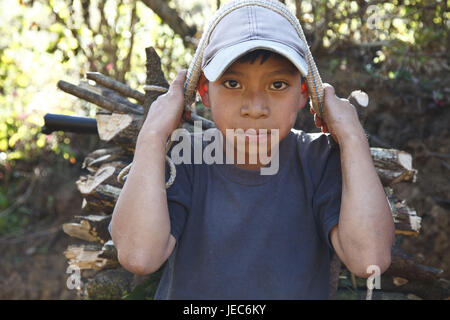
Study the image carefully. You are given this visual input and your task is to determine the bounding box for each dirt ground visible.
[0,54,448,299]
[0,174,82,299]
[0,136,100,300]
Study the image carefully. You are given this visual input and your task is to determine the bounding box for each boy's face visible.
[199,54,308,169]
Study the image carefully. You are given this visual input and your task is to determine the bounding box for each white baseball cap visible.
[201,4,309,82]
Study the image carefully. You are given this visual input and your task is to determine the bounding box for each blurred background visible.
[0,0,448,299]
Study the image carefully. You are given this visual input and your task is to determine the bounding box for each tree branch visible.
[140,0,197,49]
[118,0,138,82]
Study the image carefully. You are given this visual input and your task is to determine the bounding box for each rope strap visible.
[118,140,177,189]
[183,0,325,118]
[143,85,169,93]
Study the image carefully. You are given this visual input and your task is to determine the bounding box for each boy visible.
[110,1,395,299]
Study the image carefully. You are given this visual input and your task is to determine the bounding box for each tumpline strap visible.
[119,0,326,189]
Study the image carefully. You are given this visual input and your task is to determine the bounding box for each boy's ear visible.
[298,83,309,110]
[197,73,211,108]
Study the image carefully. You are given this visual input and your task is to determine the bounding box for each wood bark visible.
[96,113,142,151]
[379,276,450,300]
[142,47,170,119]
[385,244,444,281]
[82,147,127,173]
[371,148,417,185]
[79,79,144,113]
[82,267,134,300]
[64,241,118,271]
[86,72,146,105]
[63,215,111,244]
[385,187,422,236]
[76,158,130,214]
[58,80,143,115]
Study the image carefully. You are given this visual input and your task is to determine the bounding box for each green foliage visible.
[0,0,194,236]
[0,204,31,236]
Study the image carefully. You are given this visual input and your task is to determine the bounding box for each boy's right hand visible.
[137,69,187,145]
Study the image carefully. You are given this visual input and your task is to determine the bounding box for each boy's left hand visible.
[310,83,365,145]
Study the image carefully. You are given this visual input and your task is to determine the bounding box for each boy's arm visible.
[109,70,187,275]
[316,84,395,278]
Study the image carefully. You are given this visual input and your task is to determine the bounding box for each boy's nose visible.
[240,93,269,119]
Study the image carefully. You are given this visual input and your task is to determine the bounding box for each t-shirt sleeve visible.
[310,134,342,252]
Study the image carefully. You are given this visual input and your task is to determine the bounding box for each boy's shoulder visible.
[289,128,340,153]
[289,128,341,182]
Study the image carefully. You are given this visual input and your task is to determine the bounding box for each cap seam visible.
[250,6,256,40]
[248,6,255,40]
[253,5,258,39]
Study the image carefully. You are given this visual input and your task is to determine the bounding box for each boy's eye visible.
[223,80,242,89]
[270,81,288,90]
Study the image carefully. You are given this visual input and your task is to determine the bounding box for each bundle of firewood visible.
[57,47,448,300]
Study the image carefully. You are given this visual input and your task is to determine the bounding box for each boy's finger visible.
[170,69,188,91]
[322,83,336,99]
[309,106,315,115]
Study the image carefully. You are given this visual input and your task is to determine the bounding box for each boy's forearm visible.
[336,132,395,275]
[110,134,171,272]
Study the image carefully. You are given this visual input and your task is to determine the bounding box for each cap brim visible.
[203,39,308,82]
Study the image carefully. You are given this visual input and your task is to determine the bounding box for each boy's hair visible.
[235,49,305,83]
[237,49,275,65]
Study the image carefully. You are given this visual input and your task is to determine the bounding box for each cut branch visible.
[57,80,143,115]
[96,113,143,151]
[385,244,444,281]
[83,267,134,300]
[385,187,422,236]
[64,241,118,271]
[143,47,170,118]
[63,215,112,244]
[79,80,144,113]
[371,148,417,185]
[82,147,126,173]
[86,72,146,105]
[141,0,197,48]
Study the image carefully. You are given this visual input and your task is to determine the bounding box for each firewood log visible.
[82,267,134,300]
[63,215,111,244]
[79,80,144,113]
[379,276,450,300]
[96,113,143,151]
[385,187,422,236]
[64,241,119,271]
[371,148,417,185]
[82,147,127,173]
[78,184,121,214]
[76,159,130,214]
[385,244,443,281]
[57,80,143,115]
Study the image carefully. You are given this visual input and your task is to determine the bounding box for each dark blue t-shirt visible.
[153,128,342,299]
